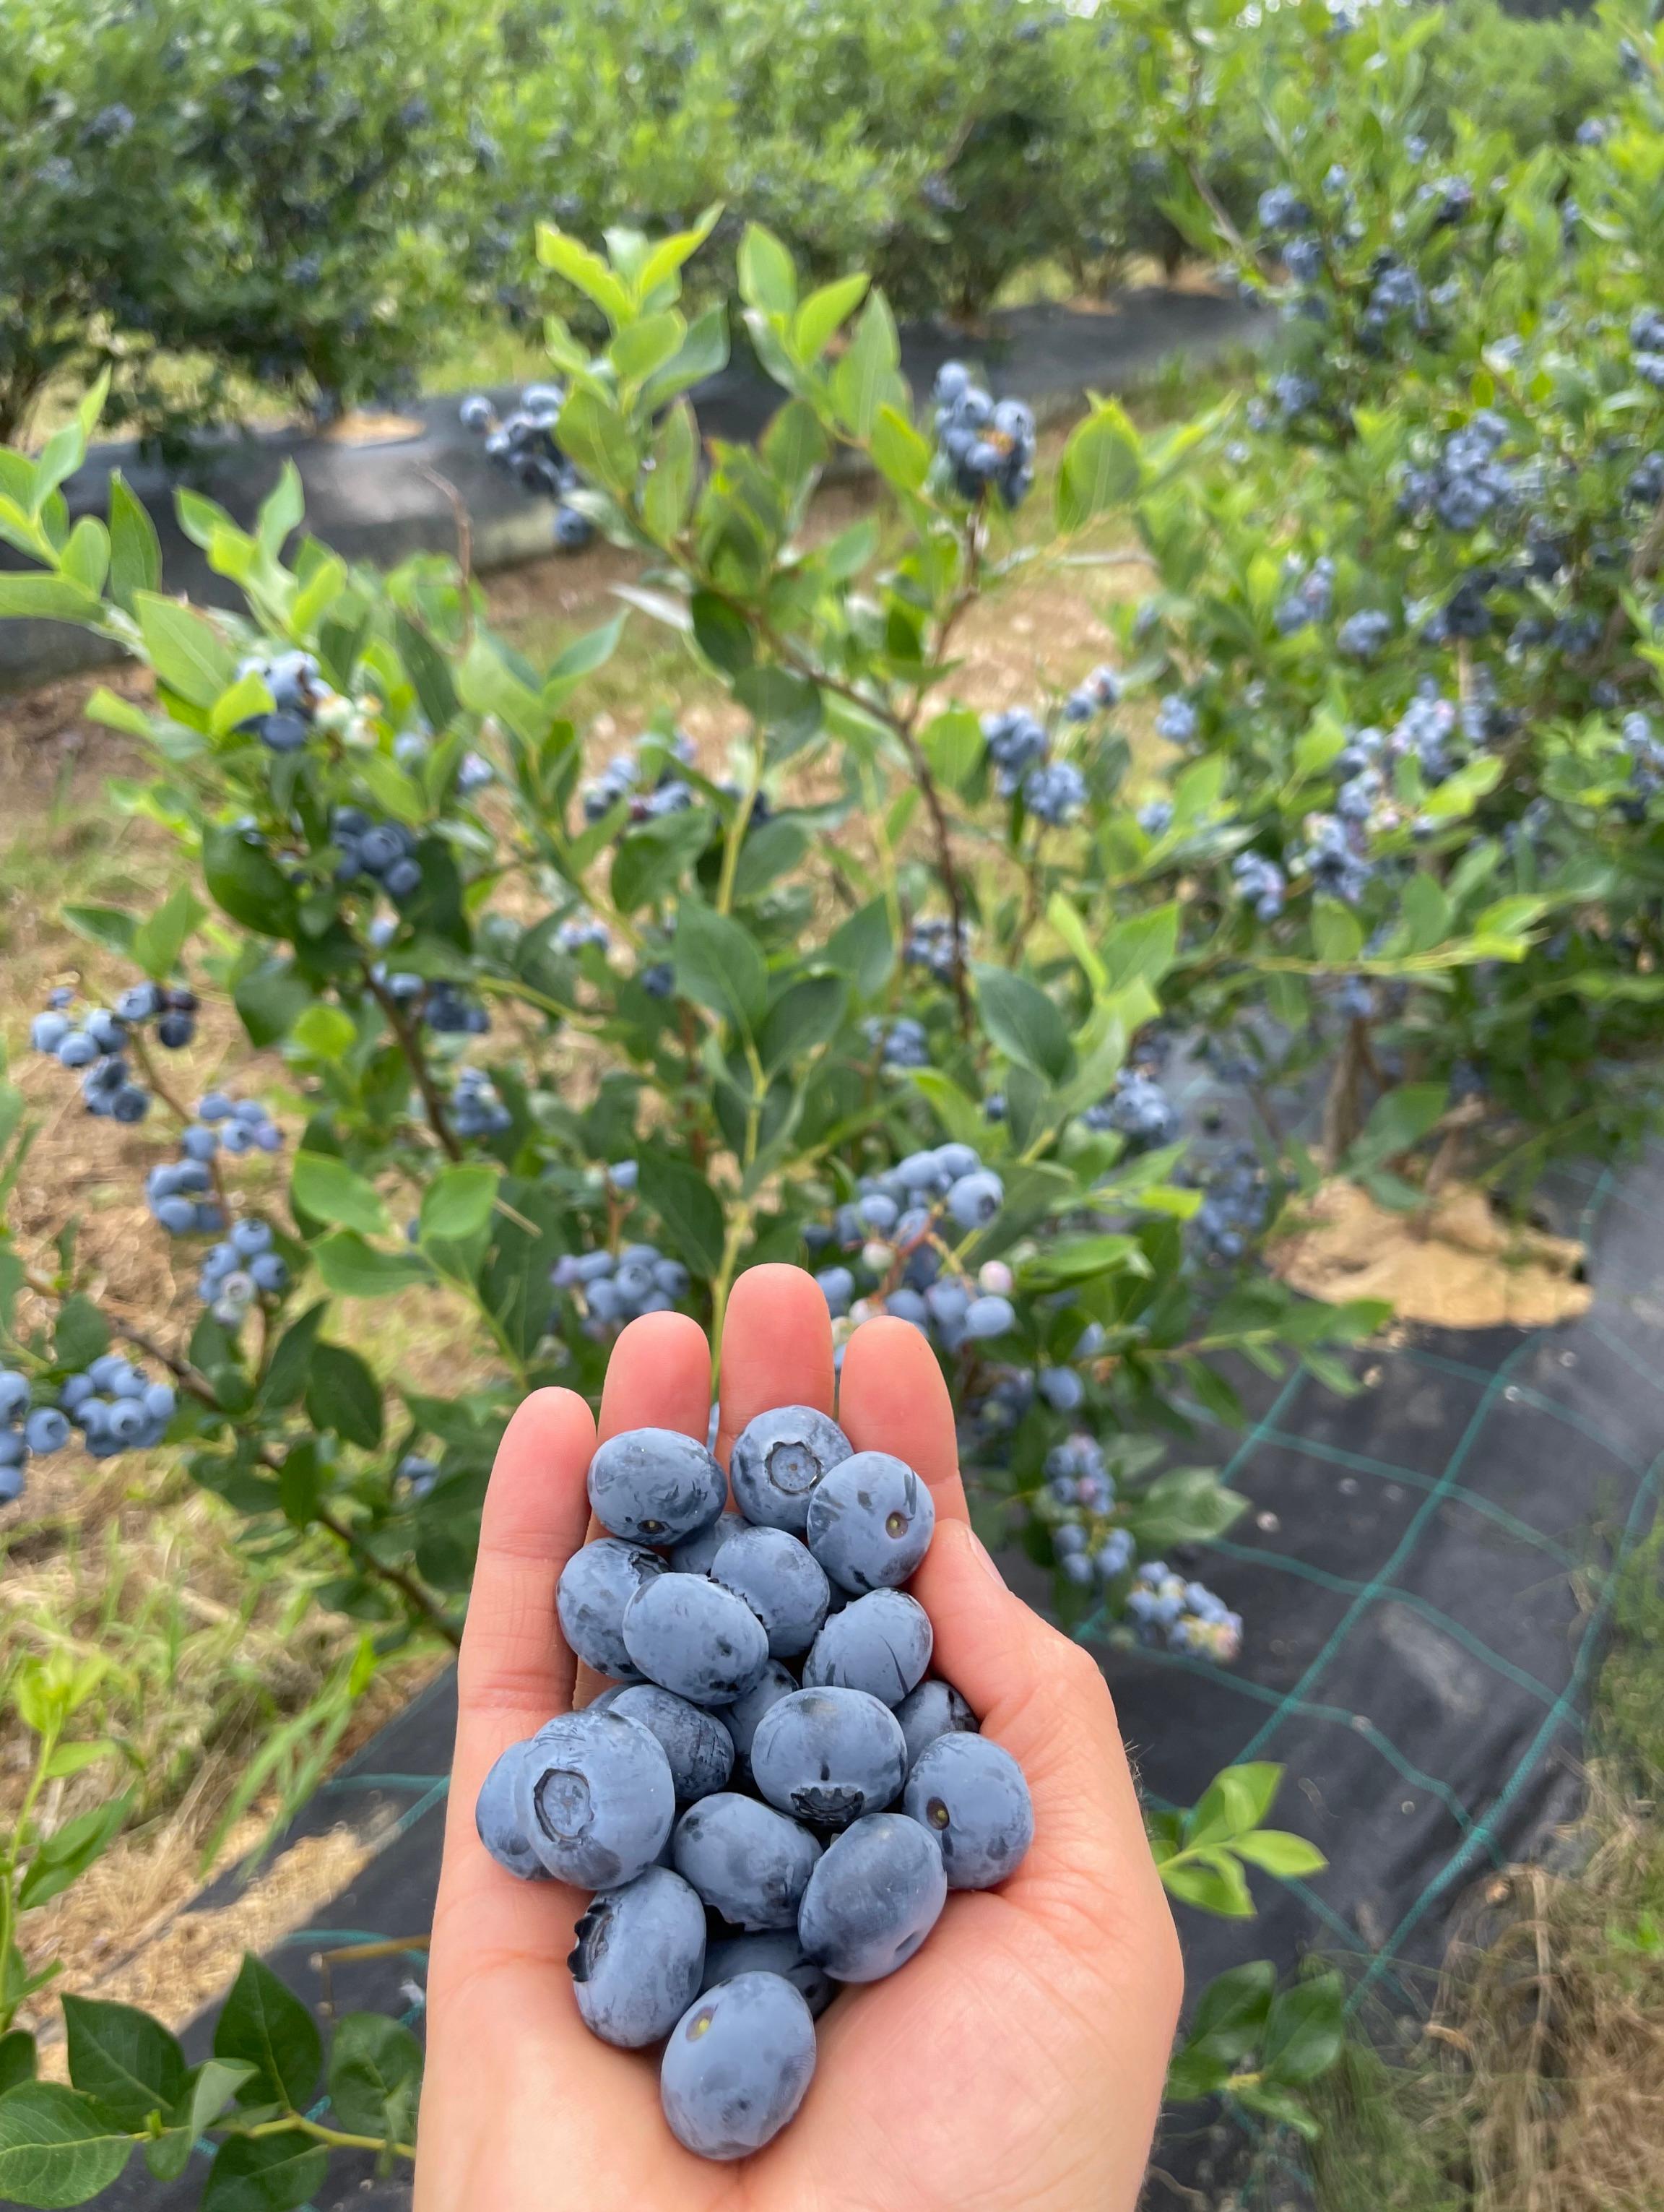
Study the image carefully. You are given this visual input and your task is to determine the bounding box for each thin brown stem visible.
[313,1504,461,1649]
[364,968,464,1162]
[420,465,475,650]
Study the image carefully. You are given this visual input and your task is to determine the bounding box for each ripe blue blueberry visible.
[802,1589,933,1706]
[30,1011,70,1054]
[659,1971,817,2161]
[904,1732,1034,1888]
[700,1930,834,2018]
[248,1253,289,1294]
[669,1508,746,1576]
[797,1810,947,1982]
[610,1684,734,1800]
[722,1659,797,1783]
[750,1685,907,1830]
[568,1865,707,2047]
[962,1294,1015,1339]
[895,1677,978,1769]
[805,1449,935,1594]
[588,1426,727,1544]
[475,1740,550,1880]
[711,1525,831,1657]
[729,1404,852,1535]
[946,1169,1003,1228]
[621,1573,771,1706]
[23,1408,70,1455]
[511,1708,676,1888]
[556,1536,667,1678]
[672,1792,821,1930]
[0,1371,30,1421]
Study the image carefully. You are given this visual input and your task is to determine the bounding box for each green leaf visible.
[732,818,809,900]
[922,709,983,795]
[1098,904,1179,996]
[675,902,767,1031]
[823,899,894,998]
[289,1003,356,1060]
[202,2130,327,2212]
[871,405,932,493]
[1057,401,1141,530]
[1184,1959,1275,2055]
[313,1232,431,1299]
[0,574,105,625]
[1184,1761,1283,1846]
[134,594,236,709]
[131,885,204,981]
[212,1956,321,2111]
[0,2083,132,2208]
[420,1165,500,1244]
[1160,1850,1255,1916]
[793,274,869,363]
[637,1149,725,1279]
[304,1344,384,1451]
[611,808,714,912]
[737,225,797,316]
[643,399,698,540]
[758,975,846,1070]
[537,227,636,323]
[61,1998,185,2132]
[325,2013,422,2143]
[108,473,162,614]
[546,613,628,695]
[690,591,754,675]
[257,463,305,556]
[0,2034,37,2095]
[975,967,1072,1083]
[1234,1828,1329,1878]
[143,2057,255,2184]
[1350,1081,1447,1171]
[290,1152,389,1238]
[202,826,299,939]
[554,389,638,495]
[613,309,685,386]
[833,293,901,440]
[1312,899,1364,965]
[1263,1974,1346,2085]
[234,961,312,1047]
[732,665,822,750]
[1127,1465,1246,1549]
[61,904,137,958]
[52,1295,110,1373]
[258,1304,327,1412]
[57,518,109,598]
[909,1068,985,1147]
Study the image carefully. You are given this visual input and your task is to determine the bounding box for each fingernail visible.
[968,1527,1005,1586]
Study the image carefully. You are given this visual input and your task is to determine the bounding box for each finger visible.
[837,1313,968,1522]
[911,1519,1171,1945]
[598,1308,712,1443]
[714,1263,835,1464]
[437,1386,596,1904]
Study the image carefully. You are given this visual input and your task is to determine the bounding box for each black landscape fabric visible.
[93,1149,1663,2208]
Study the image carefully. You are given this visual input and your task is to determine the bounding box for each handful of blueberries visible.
[477,1404,1034,2161]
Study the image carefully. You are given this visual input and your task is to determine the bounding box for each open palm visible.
[417,1264,1182,2212]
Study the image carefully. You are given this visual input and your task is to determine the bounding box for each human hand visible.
[417,1263,1182,2212]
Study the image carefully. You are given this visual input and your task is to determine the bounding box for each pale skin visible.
[417,1263,1184,2212]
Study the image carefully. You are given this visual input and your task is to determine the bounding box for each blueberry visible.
[802,1589,932,1706]
[946,1169,1003,1229]
[569,1865,707,2047]
[385,857,423,901]
[230,1219,272,1258]
[588,1426,727,1544]
[155,1196,197,1235]
[804,1449,935,1594]
[904,1732,1034,1889]
[962,1294,1015,1339]
[660,1971,817,2161]
[23,1408,70,1455]
[115,984,160,1023]
[896,1677,978,1769]
[672,1792,821,1930]
[621,1574,770,1706]
[610,1683,734,1800]
[797,1811,947,1982]
[555,1537,667,1679]
[700,1930,835,2018]
[0,1371,30,1421]
[30,1011,70,1053]
[722,1659,797,1783]
[248,1253,289,1293]
[669,1508,746,1576]
[198,1092,234,1120]
[729,1404,852,1535]
[105,1400,148,1446]
[0,1462,22,1503]
[711,1525,831,1658]
[56,1032,97,1069]
[475,1740,550,1880]
[750,1685,907,1829]
[111,1086,150,1124]
[512,1709,675,1888]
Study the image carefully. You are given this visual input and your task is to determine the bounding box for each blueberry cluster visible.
[478,1404,1034,2160]
[330,808,425,903]
[1401,413,1516,532]
[1231,850,1286,920]
[864,1016,931,1071]
[1273,555,1335,634]
[235,649,326,754]
[0,1353,179,1503]
[551,1245,691,1334]
[1630,307,1664,388]
[1621,709,1664,808]
[1155,694,1200,747]
[803,1145,1013,1353]
[1023,761,1087,825]
[583,730,697,824]
[460,384,594,550]
[930,363,1036,509]
[1295,811,1374,904]
[1127,1560,1242,1661]
[31,984,201,1122]
[1044,1434,1132,1589]
[1190,1144,1272,1266]
[979,706,1087,821]
[449,1065,511,1139]
[199,1219,287,1325]
[557,912,610,956]
[1063,664,1122,722]
[1083,1069,1179,1149]
[1337,608,1393,660]
[902,914,970,984]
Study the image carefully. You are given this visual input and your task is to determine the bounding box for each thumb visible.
[910,1519,1181,1976]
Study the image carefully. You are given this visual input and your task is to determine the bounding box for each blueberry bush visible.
[5,0,1663,2169]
